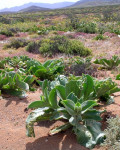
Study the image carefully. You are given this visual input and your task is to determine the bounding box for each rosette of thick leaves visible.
[94,55,120,70]
[27,59,64,81]
[0,71,36,97]
[26,75,105,149]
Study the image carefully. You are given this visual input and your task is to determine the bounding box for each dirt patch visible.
[0,89,88,150]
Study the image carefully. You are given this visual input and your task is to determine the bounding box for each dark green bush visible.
[77,22,97,34]
[4,38,29,49]
[26,41,41,53]
[94,34,106,40]
[39,35,69,56]
[0,30,13,37]
[67,40,91,56]
[111,29,120,35]
[39,35,91,56]
[67,16,80,30]
[26,35,91,56]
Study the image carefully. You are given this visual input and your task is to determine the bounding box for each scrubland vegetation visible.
[0,4,120,150]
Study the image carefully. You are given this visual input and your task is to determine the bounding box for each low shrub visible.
[26,41,41,53]
[101,116,120,150]
[39,35,69,56]
[94,34,107,40]
[4,38,29,49]
[64,56,94,76]
[77,22,97,34]
[0,30,13,37]
[39,35,91,56]
[67,40,91,56]
[111,28,120,35]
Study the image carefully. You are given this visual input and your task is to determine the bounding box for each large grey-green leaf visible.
[80,75,94,102]
[73,121,104,149]
[24,75,36,84]
[42,80,49,94]
[49,88,58,109]
[49,123,72,136]
[56,85,66,100]
[86,121,105,147]
[82,109,102,121]
[81,100,98,114]
[16,80,29,91]
[65,81,80,98]
[50,108,70,120]
[28,96,50,109]
[62,100,75,116]
[67,92,79,103]
[26,107,53,137]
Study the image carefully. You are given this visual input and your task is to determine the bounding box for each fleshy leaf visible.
[26,107,53,137]
[49,123,71,136]
[49,88,58,109]
[62,100,75,116]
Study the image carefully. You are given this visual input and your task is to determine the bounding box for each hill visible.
[19,6,50,12]
[70,0,120,8]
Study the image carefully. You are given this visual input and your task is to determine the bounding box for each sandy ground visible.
[0,90,88,150]
[0,89,120,150]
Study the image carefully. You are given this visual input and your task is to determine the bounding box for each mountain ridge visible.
[70,0,120,8]
[19,6,50,13]
[0,1,75,12]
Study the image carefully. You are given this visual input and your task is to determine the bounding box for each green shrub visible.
[101,116,120,150]
[39,35,91,56]
[64,56,93,76]
[26,41,41,53]
[111,28,120,35]
[39,35,69,56]
[0,30,13,37]
[77,22,97,34]
[0,70,36,98]
[4,38,29,49]
[94,34,107,40]
[67,16,80,30]
[67,40,91,56]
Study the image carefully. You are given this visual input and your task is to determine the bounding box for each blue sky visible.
[0,0,78,9]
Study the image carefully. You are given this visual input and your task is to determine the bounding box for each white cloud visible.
[0,0,78,9]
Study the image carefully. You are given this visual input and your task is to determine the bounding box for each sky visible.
[0,0,78,9]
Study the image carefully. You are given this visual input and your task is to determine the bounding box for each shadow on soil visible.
[37,120,56,128]
[26,130,88,150]
[2,96,28,107]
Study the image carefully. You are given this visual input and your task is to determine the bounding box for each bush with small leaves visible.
[101,116,120,150]
[26,41,41,53]
[39,35,69,56]
[67,40,91,56]
[0,30,13,37]
[94,34,107,40]
[39,35,91,57]
[4,38,29,49]
[77,22,97,34]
